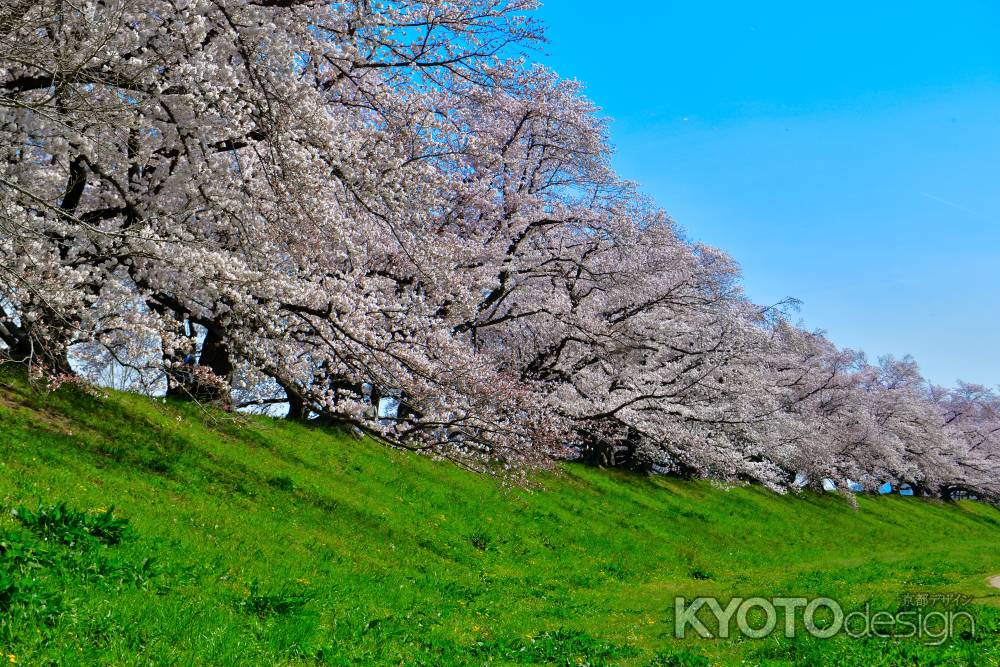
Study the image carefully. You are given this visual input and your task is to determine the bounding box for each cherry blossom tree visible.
[1,0,995,495]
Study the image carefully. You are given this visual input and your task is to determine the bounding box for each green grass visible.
[0,370,999,666]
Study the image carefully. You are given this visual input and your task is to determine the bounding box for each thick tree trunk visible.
[165,323,233,409]
[0,310,75,376]
[198,327,234,386]
[578,428,656,473]
[5,332,73,375]
[618,427,655,473]
[277,377,309,420]
[579,438,617,468]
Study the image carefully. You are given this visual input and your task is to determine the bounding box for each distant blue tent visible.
[899,484,914,496]
[878,482,893,494]
[847,480,864,492]
[821,478,837,492]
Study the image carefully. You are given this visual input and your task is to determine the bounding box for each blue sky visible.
[535,0,1000,387]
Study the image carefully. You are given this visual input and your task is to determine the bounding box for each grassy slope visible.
[0,371,998,666]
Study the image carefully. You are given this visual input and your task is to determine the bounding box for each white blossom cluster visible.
[1,0,996,497]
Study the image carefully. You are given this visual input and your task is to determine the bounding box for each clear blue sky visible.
[535,0,1000,388]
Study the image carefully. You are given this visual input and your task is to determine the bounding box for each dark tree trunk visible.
[165,322,233,409]
[193,327,233,408]
[1,307,75,376]
[277,377,309,420]
[0,154,93,376]
[198,327,233,385]
[618,427,654,474]
[579,438,617,468]
[5,330,74,375]
[164,311,195,400]
[577,427,657,473]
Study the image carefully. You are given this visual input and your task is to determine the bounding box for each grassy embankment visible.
[1,370,998,665]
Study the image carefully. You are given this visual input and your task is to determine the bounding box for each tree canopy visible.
[1,0,996,498]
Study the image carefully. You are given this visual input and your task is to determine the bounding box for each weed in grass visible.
[466,530,493,552]
[0,531,67,633]
[0,570,17,610]
[0,501,159,651]
[0,532,55,570]
[11,502,130,547]
[236,581,312,617]
[267,475,296,492]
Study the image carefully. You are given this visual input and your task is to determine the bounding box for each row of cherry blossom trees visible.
[2,0,996,497]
